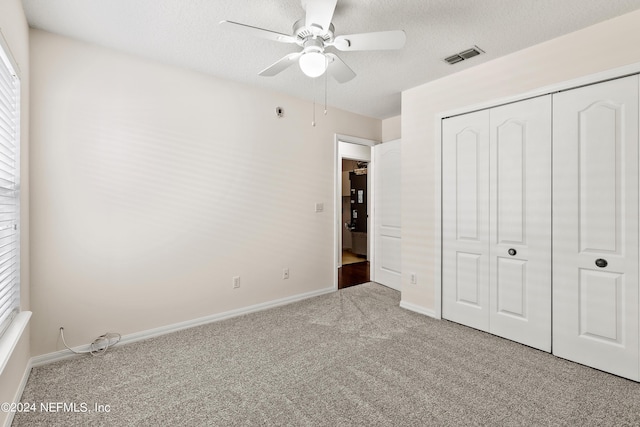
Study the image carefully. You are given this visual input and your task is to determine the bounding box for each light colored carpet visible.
[13,283,640,426]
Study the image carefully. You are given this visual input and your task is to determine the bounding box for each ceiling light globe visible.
[299,51,327,78]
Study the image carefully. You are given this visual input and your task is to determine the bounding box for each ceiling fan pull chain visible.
[324,56,328,115]
[312,76,316,127]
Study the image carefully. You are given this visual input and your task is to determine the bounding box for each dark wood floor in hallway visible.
[338,261,369,289]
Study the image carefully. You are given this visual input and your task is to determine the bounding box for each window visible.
[0,35,20,340]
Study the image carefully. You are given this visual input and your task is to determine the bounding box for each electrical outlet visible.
[233,276,240,289]
[410,273,417,285]
[283,268,289,279]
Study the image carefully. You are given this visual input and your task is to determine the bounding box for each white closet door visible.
[442,110,490,331]
[553,75,639,381]
[488,96,552,352]
[373,139,401,290]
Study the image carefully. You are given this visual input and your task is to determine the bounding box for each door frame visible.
[434,62,640,320]
[334,134,378,290]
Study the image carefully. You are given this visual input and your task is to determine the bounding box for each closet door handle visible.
[508,248,517,256]
[595,258,608,268]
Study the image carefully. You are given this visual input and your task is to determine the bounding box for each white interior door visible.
[553,75,639,381]
[488,96,552,352]
[373,139,401,290]
[442,110,490,331]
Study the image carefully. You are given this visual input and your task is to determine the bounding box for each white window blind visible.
[0,38,20,340]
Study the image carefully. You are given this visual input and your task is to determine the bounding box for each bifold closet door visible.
[488,96,552,352]
[553,75,639,381]
[442,97,551,351]
[442,110,491,332]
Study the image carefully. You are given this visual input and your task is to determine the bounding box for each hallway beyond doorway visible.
[342,249,365,265]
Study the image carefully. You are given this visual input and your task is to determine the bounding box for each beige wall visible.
[0,0,30,424]
[381,115,401,142]
[29,30,381,356]
[401,9,640,312]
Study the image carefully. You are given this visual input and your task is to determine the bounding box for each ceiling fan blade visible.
[333,30,406,51]
[219,20,296,44]
[325,53,356,83]
[258,52,303,77]
[302,0,337,32]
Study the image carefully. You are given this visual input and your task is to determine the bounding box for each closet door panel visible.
[495,258,526,316]
[489,96,552,352]
[553,75,639,381]
[442,110,490,331]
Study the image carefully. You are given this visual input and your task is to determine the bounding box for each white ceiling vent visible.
[444,46,484,65]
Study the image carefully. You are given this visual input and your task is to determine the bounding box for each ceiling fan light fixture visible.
[299,51,327,78]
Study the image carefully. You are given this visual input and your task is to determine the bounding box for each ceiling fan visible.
[219,0,406,83]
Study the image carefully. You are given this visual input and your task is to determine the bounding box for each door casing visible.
[334,135,376,289]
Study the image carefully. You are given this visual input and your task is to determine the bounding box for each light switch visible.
[315,203,324,213]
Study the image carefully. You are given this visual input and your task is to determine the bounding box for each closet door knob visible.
[508,248,517,256]
[595,258,608,268]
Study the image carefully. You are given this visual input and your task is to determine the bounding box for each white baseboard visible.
[3,358,32,427]
[399,300,439,319]
[32,286,335,368]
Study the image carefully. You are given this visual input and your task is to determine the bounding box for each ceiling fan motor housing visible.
[293,19,335,47]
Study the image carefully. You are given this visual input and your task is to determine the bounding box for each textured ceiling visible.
[21,0,640,119]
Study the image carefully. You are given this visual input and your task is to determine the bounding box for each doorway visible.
[339,159,370,288]
[334,136,402,291]
[335,137,374,290]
